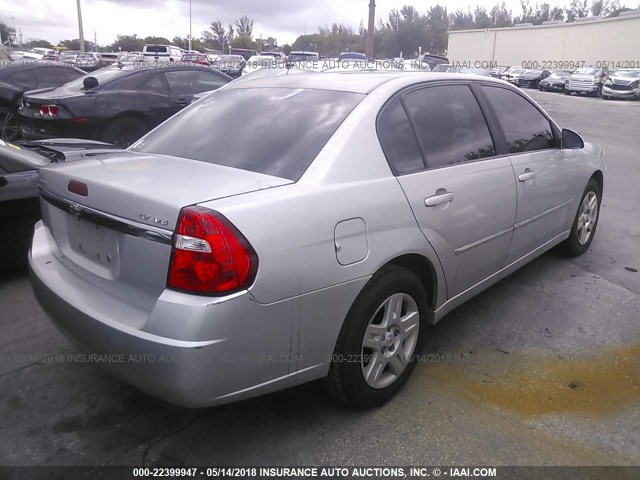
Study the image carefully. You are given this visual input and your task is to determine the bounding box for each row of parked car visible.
[489,65,640,100]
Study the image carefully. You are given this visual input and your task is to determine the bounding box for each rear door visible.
[479,85,575,263]
[382,83,517,298]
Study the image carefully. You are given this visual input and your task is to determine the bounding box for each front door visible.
[480,85,575,263]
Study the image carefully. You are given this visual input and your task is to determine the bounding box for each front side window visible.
[130,88,363,181]
[403,85,496,168]
[482,86,556,153]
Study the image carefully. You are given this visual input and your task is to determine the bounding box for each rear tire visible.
[101,117,148,148]
[0,106,20,142]
[562,179,601,257]
[564,90,571,96]
[326,266,428,408]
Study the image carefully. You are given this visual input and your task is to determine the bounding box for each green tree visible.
[590,0,611,15]
[23,39,54,49]
[143,36,171,45]
[234,15,254,38]
[489,3,515,27]
[0,22,16,46]
[450,9,475,30]
[566,0,590,21]
[108,35,144,52]
[60,38,96,51]
[230,36,258,51]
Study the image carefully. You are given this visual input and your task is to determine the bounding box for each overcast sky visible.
[2,0,584,47]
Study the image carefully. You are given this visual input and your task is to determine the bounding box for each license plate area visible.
[68,215,119,273]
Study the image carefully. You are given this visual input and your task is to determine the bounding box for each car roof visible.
[225,71,507,94]
[247,55,275,61]
[0,62,81,76]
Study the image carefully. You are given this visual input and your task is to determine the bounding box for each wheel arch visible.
[99,112,153,139]
[590,170,604,194]
[376,253,441,322]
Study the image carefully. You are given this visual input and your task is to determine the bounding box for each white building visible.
[447,11,640,67]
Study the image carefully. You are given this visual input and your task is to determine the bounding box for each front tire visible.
[562,179,601,256]
[326,266,428,408]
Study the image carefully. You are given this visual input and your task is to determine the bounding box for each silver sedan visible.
[29,72,605,408]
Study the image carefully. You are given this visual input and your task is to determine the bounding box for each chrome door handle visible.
[518,170,536,182]
[425,191,455,207]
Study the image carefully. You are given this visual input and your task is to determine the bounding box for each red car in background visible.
[180,53,212,66]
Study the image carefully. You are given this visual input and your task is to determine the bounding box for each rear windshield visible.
[288,53,318,62]
[130,88,364,181]
[575,68,599,74]
[339,53,366,60]
[145,46,168,53]
[63,69,128,90]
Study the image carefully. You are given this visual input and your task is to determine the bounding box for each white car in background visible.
[142,44,184,64]
[241,55,276,76]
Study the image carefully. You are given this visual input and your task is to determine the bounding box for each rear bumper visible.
[20,119,100,142]
[28,221,315,407]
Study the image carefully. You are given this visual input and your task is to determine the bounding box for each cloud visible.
[1,0,548,46]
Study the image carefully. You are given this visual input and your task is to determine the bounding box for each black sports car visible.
[516,69,551,89]
[19,66,232,147]
[539,70,572,92]
[0,62,85,141]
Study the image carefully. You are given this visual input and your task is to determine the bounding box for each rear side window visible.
[9,70,37,89]
[130,88,363,181]
[481,86,556,153]
[377,99,424,174]
[34,67,82,87]
[145,46,168,53]
[165,70,227,94]
[403,85,496,168]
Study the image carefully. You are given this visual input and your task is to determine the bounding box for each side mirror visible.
[561,128,584,149]
[83,76,99,90]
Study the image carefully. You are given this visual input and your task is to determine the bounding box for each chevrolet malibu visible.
[29,73,605,408]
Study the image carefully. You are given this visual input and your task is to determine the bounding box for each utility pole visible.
[94,30,97,52]
[366,0,375,58]
[188,0,192,51]
[76,0,85,52]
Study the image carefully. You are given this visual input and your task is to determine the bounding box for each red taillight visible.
[39,105,59,117]
[167,206,258,295]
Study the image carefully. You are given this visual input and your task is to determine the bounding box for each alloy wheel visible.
[361,292,420,389]
[577,191,598,245]
[0,109,20,142]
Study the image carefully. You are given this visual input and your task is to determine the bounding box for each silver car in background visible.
[602,69,640,100]
[29,73,605,408]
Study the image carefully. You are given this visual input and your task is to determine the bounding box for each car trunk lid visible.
[38,152,292,306]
